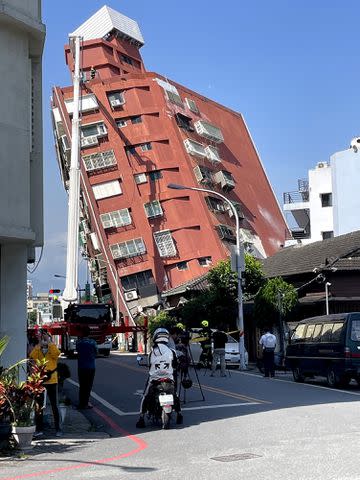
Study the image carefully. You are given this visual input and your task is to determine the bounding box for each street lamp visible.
[167,183,246,370]
[325,282,331,315]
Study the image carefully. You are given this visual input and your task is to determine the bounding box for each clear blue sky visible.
[29,0,360,293]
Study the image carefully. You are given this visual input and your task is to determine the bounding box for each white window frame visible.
[154,230,177,258]
[81,121,107,138]
[82,150,117,172]
[140,142,152,152]
[100,208,132,229]
[116,119,127,128]
[185,97,199,113]
[194,120,224,143]
[205,145,221,163]
[108,91,125,108]
[110,238,146,259]
[144,200,163,218]
[198,256,212,267]
[134,173,147,184]
[184,138,207,157]
[92,180,122,200]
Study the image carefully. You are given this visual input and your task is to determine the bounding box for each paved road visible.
[2,353,360,480]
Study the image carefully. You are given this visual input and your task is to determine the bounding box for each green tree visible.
[148,311,177,336]
[28,310,37,327]
[254,277,298,328]
[179,256,265,330]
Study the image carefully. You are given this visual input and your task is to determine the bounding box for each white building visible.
[283,138,360,247]
[0,1,45,366]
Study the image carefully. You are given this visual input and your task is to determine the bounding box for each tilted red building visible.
[51,6,288,317]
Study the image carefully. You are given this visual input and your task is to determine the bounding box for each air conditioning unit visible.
[81,135,99,148]
[124,290,138,302]
[111,98,124,107]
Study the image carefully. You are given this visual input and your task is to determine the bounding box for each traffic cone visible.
[138,342,143,354]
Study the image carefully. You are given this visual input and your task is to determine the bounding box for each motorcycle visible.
[146,378,175,429]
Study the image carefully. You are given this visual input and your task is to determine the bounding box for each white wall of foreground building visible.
[0,1,45,366]
[308,163,333,242]
[331,147,360,237]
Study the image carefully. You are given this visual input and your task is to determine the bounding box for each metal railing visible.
[283,190,309,204]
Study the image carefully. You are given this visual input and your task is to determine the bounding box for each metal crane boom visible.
[62,35,82,303]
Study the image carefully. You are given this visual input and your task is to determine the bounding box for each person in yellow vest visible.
[30,330,62,437]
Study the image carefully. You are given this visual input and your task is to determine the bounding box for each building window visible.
[121,54,133,65]
[184,138,207,157]
[154,230,177,257]
[134,173,147,184]
[127,146,137,155]
[116,119,127,128]
[198,256,212,267]
[177,261,188,271]
[121,270,154,290]
[185,97,199,114]
[321,193,332,207]
[107,91,125,108]
[144,200,163,218]
[194,165,213,185]
[131,116,142,124]
[322,231,334,240]
[92,180,122,200]
[217,224,236,242]
[206,196,226,212]
[140,142,152,152]
[149,170,162,181]
[110,238,146,259]
[82,150,117,171]
[175,113,193,131]
[81,122,107,138]
[205,145,221,163]
[100,208,132,229]
[166,90,183,106]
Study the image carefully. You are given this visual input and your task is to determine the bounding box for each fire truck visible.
[33,36,147,355]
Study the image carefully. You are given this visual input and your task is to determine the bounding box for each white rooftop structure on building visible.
[70,5,144,46]
[284,137,360,247]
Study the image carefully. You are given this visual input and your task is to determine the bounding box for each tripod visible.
[177,343,205,404]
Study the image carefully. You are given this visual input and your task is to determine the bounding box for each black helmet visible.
[181,377,193,389]
[153,327,169,344]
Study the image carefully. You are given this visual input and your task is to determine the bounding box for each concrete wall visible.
[308,164,333,242]
[0,1,44,364]
[331,148,360,236]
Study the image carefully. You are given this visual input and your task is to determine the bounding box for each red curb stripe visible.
[1,407,148,480]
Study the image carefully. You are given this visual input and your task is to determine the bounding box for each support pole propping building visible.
[51,5,288,318]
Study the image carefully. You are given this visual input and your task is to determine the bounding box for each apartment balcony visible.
[283,190,310,229]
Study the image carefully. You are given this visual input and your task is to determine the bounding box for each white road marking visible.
[233,370,360,397]
[66,379,259,416]
[107,402,260,417]
[67,378,126,415]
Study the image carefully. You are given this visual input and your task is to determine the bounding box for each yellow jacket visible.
[30,343,60,384]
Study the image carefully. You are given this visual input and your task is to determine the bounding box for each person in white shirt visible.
[259,329,277,378]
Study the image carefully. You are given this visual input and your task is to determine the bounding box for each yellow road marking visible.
[105,357,270,404]
[195,383,270,404]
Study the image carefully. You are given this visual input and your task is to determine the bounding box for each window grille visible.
[144,200,163,218]
[185,97,199,114]
[134,173,147,184]
[100,209,132,229]
[154,230,177,257]
[110,238,146,259]
[82,150,117,171]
